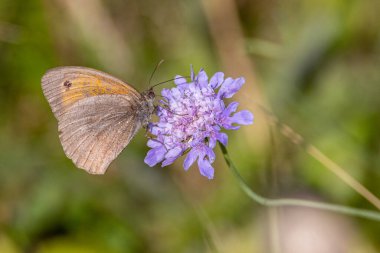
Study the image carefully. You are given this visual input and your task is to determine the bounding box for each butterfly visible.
[41,66,156,174]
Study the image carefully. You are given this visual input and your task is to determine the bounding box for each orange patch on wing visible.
[61,75,131,108]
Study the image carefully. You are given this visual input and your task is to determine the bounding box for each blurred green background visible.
[1,0,380,252]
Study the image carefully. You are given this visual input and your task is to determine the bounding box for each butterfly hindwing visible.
[58,95,142,174]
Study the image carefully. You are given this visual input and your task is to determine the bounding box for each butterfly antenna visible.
[147,61,190,89]
[148,59,165,87]
[150,76,190,89]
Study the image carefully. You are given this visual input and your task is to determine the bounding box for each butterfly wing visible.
[58,95,142,174]
[41,67,143,174]
[41,66,141,118]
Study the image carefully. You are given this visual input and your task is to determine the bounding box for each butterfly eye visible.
[148,90,155,99]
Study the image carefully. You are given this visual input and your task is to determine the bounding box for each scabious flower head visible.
[144,66,253,179]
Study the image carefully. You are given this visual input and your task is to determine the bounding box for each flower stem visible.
[255,103,380,210]
[219,143,380,222]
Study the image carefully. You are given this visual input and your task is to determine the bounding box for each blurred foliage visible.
[0,0,380,252]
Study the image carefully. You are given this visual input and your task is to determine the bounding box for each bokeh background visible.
[1,0,380,252]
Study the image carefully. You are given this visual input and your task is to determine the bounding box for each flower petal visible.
[161,88,172,101]
[208,136,217,148]
[161,157,176,167]
[217,77,233,98]
[197,69,208,82]
[183,148,199,170]
[223,124,240,130]
[218,77,245,98]
[216,132,228,146]
[190,65,195,81]
[174,75,187,86]
[147,139,162,148]
[144,146,166,167]
[224,102,239,116]
[210,72,224,89]
[171,87,181,98]
[166,146,183,158]
[205,147,215,163]
[198,158,214,179]
[162,146,183,166]
[231,110,254,125]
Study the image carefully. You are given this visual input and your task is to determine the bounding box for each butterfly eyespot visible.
[63,80,72,88]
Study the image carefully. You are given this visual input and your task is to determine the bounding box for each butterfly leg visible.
[144,123,155,139]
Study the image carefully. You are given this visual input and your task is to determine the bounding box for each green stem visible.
[219,143,380,222]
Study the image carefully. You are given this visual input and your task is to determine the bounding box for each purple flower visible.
[144,66,253,179]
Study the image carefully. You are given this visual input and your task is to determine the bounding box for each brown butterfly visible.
[41,66,155,174]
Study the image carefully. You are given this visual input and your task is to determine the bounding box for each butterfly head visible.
[142,88,156,112]
[140,88,156,127]
[142,88,156,102]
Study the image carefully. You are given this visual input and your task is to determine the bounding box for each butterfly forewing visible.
[41,66,146,174]
[41,66,141,118]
